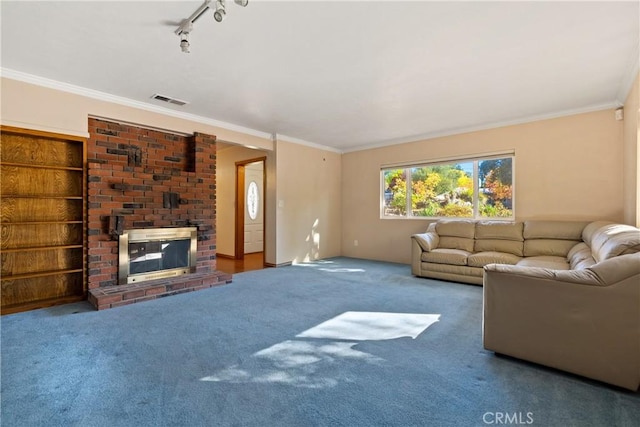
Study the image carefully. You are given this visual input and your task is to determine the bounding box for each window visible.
[381,155,514,219]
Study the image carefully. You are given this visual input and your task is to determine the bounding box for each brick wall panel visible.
[87,118,219,295]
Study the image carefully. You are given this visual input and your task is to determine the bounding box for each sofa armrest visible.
[411,238,422,276]
[411,232,439,252]
[484,252,640,287]
[483,264,602,286]
[589,253,640,285]
[411,232,438,276]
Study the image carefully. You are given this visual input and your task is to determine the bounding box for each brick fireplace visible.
[86,118,231,310]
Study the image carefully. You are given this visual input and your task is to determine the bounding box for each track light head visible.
[214,1,226,22]
[213,9,226,22]
[234,0,248,6]
[179,32,190,53]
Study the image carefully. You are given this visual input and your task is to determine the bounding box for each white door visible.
[244,161,264,254]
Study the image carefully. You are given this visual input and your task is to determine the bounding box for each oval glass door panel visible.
[247,181,259,220]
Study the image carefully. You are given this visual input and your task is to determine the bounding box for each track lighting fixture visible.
[175,0,248,53]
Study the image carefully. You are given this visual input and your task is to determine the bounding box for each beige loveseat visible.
[411,219,640,390]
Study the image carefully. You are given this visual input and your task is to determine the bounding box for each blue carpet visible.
[1,258,639,426]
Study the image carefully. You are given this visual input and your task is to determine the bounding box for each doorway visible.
[229,156,266,273]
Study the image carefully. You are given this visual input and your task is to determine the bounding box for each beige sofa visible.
[411,219,639,285]
[411,219,640,390]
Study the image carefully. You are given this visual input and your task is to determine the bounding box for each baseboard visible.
[264,261,293,268]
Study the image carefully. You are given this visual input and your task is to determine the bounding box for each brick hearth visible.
[86,118,231,309]
[87,271,232,310]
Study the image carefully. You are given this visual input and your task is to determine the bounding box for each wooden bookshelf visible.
[1,126,87,314]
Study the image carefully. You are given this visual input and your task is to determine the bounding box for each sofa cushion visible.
[581,221,614,246]
[523,239,579,257]
[475,239,524,256]
[516,256,570,270]
[573,257,596,270]
[567,242,588,259]
[475,221,524,241]
[567,242,595,270]
[588,223,640,263]
[438,236,475,252]
[523,220,589,240]
[468,251,521,268]
[423,248,469,266]
[435,220,475,239]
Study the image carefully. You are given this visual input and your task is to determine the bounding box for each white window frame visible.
[380,153,515,220]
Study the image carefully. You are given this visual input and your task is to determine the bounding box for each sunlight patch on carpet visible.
[296,311,440,341]
[254,340,382,367]
[200,340,382,388]
[200,312,440,388]
[294,260,366,273]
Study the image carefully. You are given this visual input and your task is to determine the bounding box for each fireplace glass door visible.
[119,227,197,284]
[129,239,190,275]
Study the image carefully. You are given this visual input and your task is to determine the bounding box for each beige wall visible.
[341,109,624,264]
[274,140,342,264]
[623,73,640,226]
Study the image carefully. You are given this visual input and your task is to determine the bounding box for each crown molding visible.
[275,133,343,154]
[342,103,618,153]
[1,67,273,141]
[1,68,625,156]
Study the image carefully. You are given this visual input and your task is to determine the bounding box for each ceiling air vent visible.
[151,93,189,106]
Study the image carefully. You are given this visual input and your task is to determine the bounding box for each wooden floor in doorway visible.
[216,252,266,274]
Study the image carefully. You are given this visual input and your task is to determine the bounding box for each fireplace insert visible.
[118,227,197,285]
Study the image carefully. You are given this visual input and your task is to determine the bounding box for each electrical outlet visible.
[354,240,359,246]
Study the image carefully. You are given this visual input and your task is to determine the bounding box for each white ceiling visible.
[1,1,638,152]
